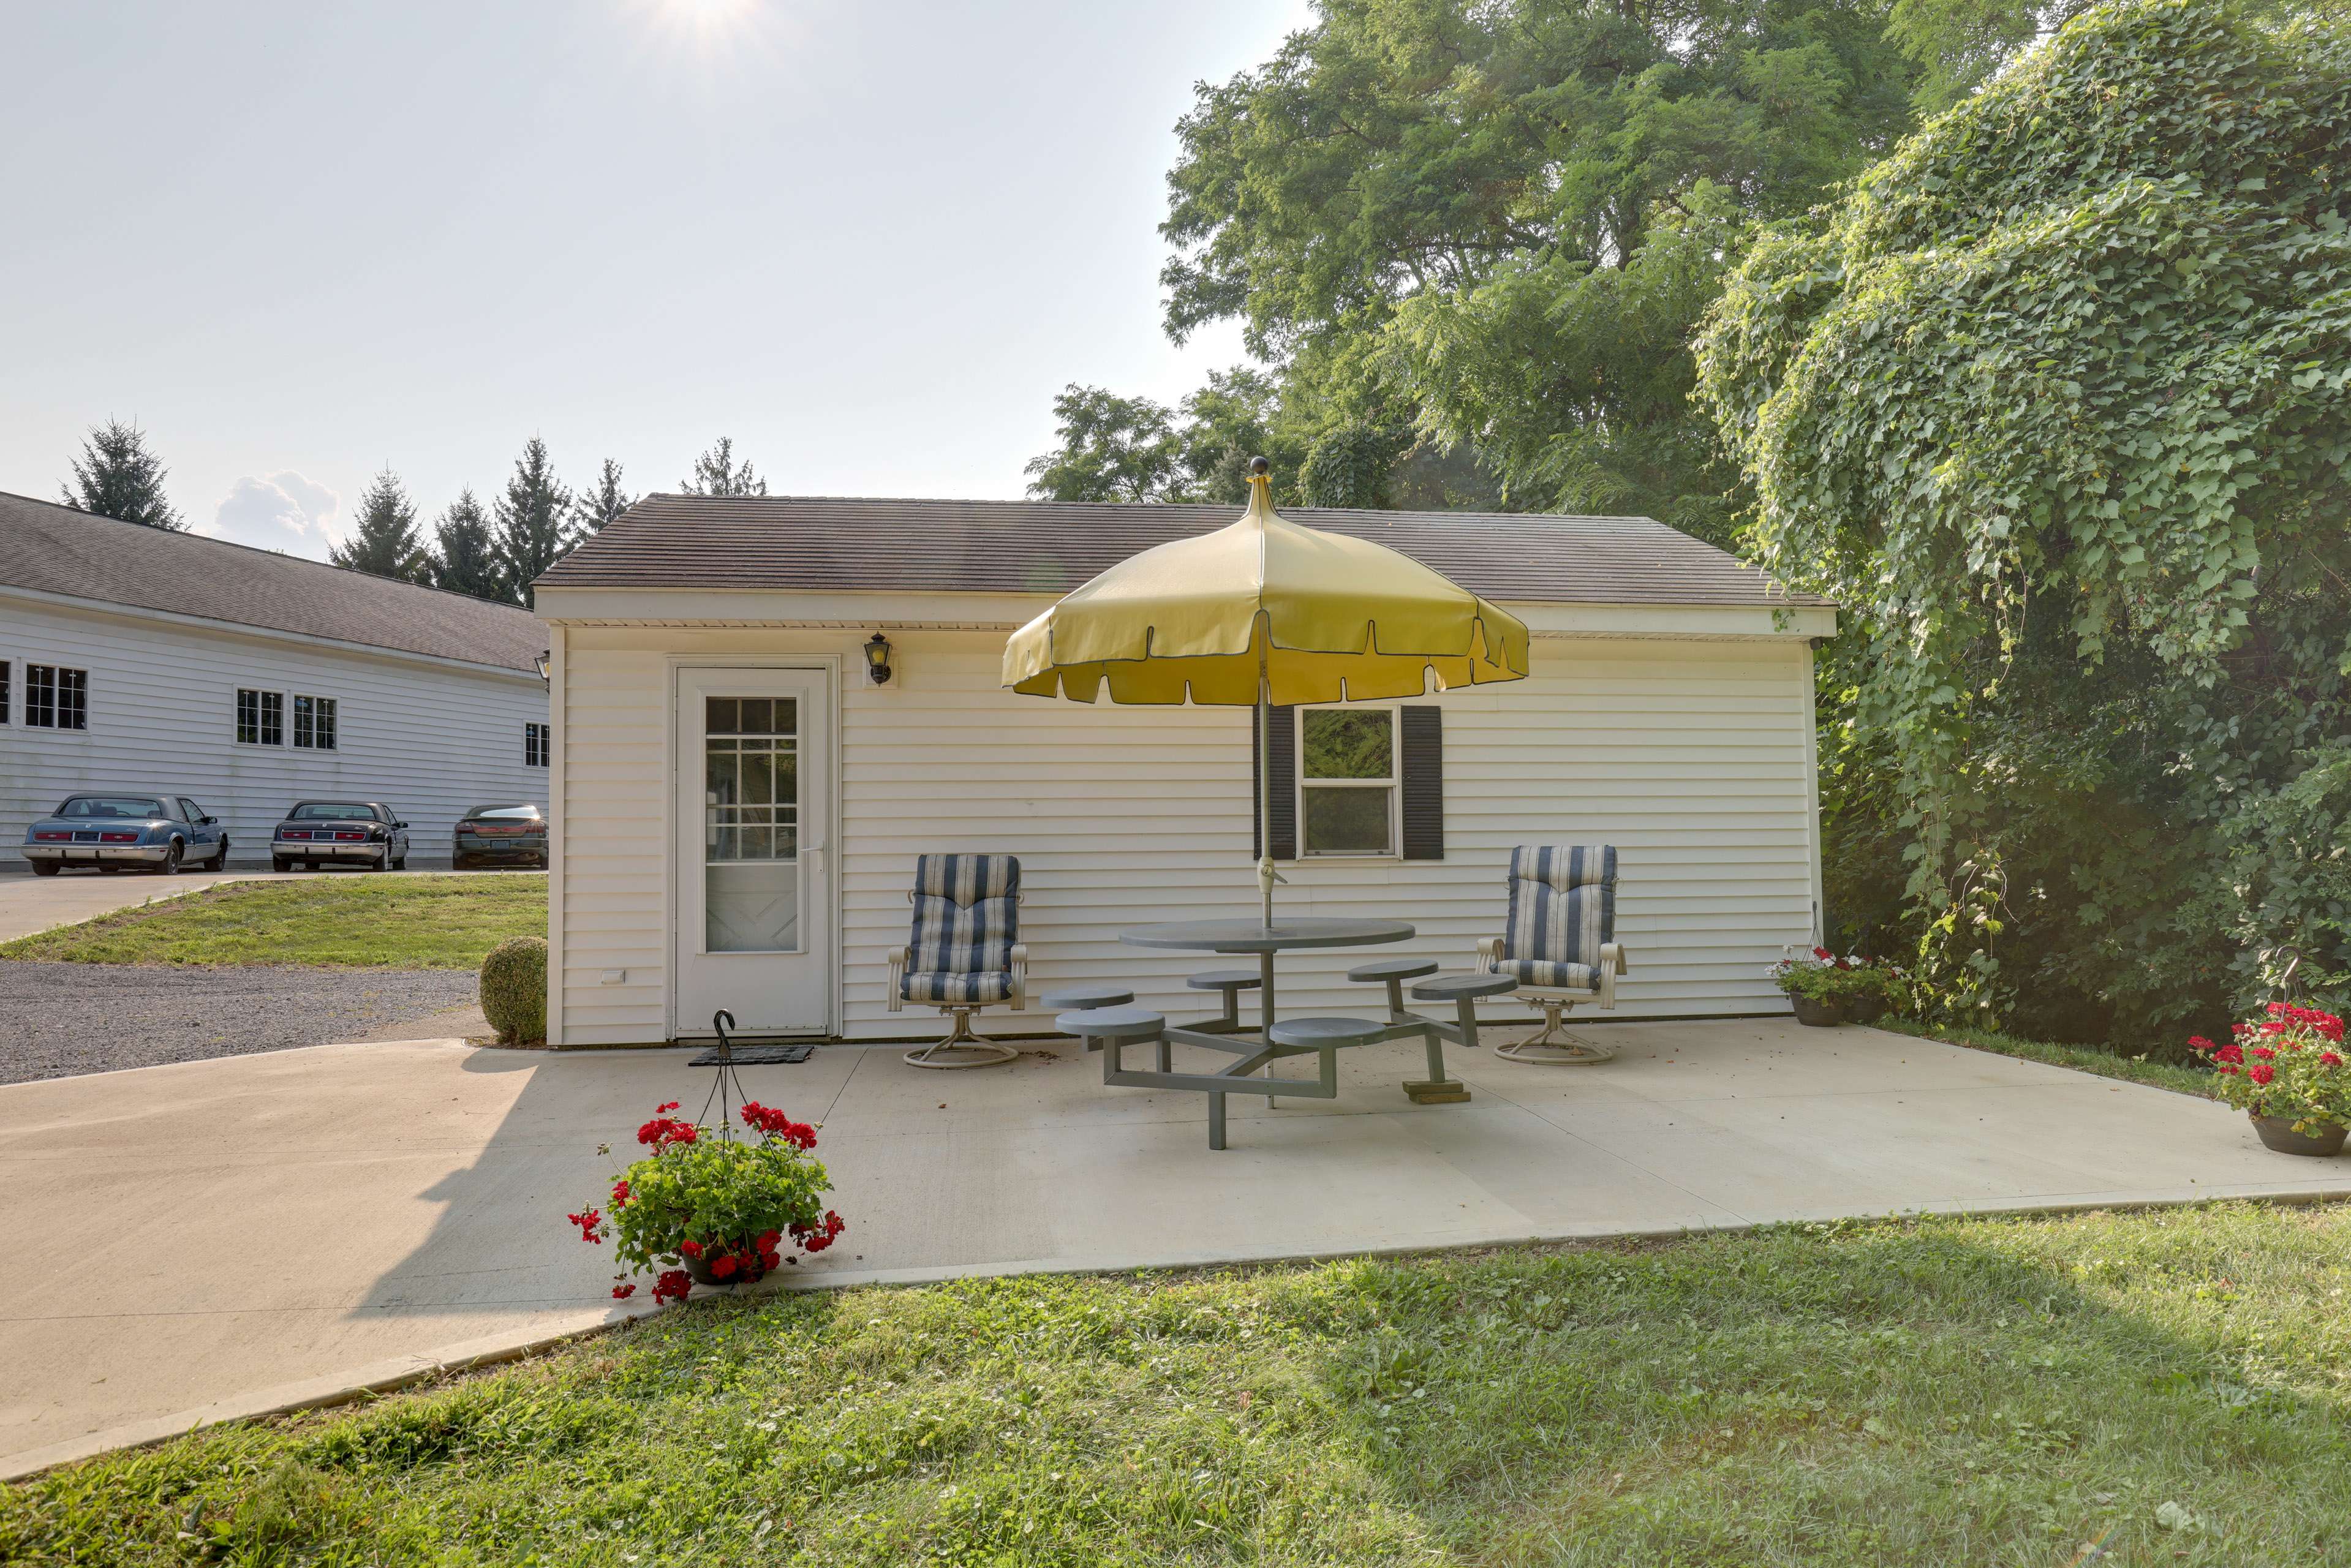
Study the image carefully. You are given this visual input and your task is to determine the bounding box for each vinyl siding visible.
[553,625,1817,1044]
[0,597,548,867]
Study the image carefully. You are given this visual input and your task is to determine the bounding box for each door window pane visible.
[704,692,802,952]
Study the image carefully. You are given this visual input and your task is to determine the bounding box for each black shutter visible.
[1400,705,1444,861]
[1250,704,1297,861]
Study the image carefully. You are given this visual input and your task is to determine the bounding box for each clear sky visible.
[0,0,1308,557]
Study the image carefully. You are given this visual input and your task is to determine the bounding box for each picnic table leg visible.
[1405,1019,1473,1106]
[1260,949,1279,1109]
[1209,1090,1227,1150]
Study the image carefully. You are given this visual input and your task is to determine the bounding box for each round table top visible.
[1119,917,1415,954]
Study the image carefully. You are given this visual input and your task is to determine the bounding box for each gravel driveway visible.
[0,962,480,1084]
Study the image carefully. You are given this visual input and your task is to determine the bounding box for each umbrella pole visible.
[1256,641,1274,931]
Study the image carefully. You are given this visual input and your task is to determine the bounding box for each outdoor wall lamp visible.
[863,632,894,685]
[534,649,551,687]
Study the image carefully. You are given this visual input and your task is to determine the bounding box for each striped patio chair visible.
[1474,844,1630,1065]
[886,853,1028,1069]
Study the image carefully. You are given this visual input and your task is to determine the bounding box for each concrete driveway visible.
[6,1018,2348,1479]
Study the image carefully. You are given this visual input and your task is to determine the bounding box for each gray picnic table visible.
[1059,918,1515,1149]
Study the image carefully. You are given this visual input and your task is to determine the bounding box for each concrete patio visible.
[7,1016,2350,1480]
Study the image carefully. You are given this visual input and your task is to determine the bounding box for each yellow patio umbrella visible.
[1003,459,1530,926]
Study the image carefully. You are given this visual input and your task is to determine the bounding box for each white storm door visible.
[674,669,832,1036]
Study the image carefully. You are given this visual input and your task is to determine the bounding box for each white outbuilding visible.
[1,491,551,869]
[534,494,1836,1048]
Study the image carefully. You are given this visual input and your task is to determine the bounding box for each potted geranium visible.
[568,1099,847,1305]
[1770,947,1901,1027]
[2191,1004,2351,1157]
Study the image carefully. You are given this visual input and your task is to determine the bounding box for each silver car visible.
[270,800,410,872]
[21,793,231,875]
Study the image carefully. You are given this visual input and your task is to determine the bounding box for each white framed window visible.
[236,688,284,746]
[1296,704,1398,857]
[27,665,88,731]
[1,659,10,724]
[525,722,551,767]
[293,695,337,750]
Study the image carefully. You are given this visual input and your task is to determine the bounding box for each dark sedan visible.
[453,803,547,869]
[271,801,409,872]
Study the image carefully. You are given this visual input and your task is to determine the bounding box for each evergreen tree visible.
[575,458,635,533]
[328,468,431,582]
[491,435,576,608]
[681,437,767,497]
[61,418,184,530]
[429,488,506,603]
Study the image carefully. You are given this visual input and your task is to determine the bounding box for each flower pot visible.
[681,1245,769,1287]
[1844,993,1889,1025]
[2250,1115,2348,1158]
[1789,993,1844,1027]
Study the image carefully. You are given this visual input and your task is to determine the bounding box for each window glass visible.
[467,804,542,820]
[28,665,88,730]
[1298,707,1396,856]
[1,661,10,724]
[60,797,165,820]
[291,802,375,821]
[704,695,800,952]
[292,695,336,750]
[524,722,551,767]
[178,798,203,823]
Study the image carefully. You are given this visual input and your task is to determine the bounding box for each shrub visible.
[479,936,547,1044]
[570,1101,844,1305]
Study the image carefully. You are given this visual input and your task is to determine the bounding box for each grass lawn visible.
[1889,1019,2217,1100]
[0,875,545,969]
[8,1204,2350,1566]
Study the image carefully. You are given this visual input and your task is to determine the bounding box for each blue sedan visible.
[21,793,230,876]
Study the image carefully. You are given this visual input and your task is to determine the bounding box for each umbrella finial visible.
[1248,454,1269,477]
[1244,455,1274,519]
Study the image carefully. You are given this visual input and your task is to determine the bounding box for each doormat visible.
[687,1042,817,1066]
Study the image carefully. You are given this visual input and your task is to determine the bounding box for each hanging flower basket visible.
[2190,1005,2351,1158]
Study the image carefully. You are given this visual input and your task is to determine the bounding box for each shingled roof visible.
[0,489,544,673]
[537,494,1827,609]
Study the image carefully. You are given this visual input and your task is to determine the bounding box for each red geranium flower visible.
[2251,1046,2277,1061]
[651,1268,693,1305]
[612,1283,636,1300]
[2249,1061,2276,1087]
[2323,1052,2345,1069]
[680,1239,703,1259]
[711,1254,738,1280]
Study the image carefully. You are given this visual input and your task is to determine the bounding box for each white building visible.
[1,490,551,869]
[535,493,1835,1047]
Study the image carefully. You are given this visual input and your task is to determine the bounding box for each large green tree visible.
[429,488,505,603]
[328,469,430,582]
[1695,0,2351,1037]
[1023,371,1316,506]
[1160,0,1923,539]
[492,436,576,608]
[60,418,184,530]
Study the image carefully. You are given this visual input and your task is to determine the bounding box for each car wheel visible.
[371,848,390,872]
[157,841,184,875]
[391,854,407,871]
[272,856,291,873]
[214,838,232,867]
[31,861,60,876]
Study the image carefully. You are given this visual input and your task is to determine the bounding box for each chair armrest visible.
[1476,936,1504,973]
[1598,942,1628,1009]
[886,945,908,1012]
[1009,943,1029,1011]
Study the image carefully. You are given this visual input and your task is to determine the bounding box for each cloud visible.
[202,471,340,556]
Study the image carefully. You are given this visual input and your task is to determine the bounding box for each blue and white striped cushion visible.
[904,970,1015,1005]
[1502,845,1615,987]
[902,853,1020,1002]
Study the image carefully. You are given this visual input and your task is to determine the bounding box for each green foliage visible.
[479,935,548,1043]
[681,435,766,497]
[1160,0,1925,537]
[327,468,431,582]
[428,486,506,603]
[492,435,576,609]
[1023,383,1185,502]
[573,456,634,534]
[18,1204,2351,1564]
[1887,0,2091,110]
[59,418,183,530]
[1298,424,1402,509]
[1696,0,2351,1036]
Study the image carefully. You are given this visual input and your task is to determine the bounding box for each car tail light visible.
[100,831,138,843]
[279,828,309,840]
[334,829,366,842]
[33,830,68,842]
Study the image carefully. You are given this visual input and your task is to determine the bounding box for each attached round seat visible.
[1185,968,1262,992]
[1056,1005,1166,1044]
[1410,971,1519,1001]
[1041,983,1136,1013]
[1267,1016,1387,1050]
[1346,957,1440,984]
